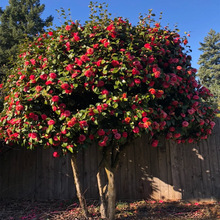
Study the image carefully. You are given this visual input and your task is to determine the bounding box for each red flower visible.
[78,134,86,142]
[111,60,119,67]
[122,132,128,138]
[125,117,131,124]
[98,129,105,136]
[144,43,152,50]
[133,127,139,133]
[25,61,30,66]
[154,71,160,78]
[28,132,38,139]
[30,59,36,65]
[16,104,23,111]
[48,120,55,125]
[132,68,139,75]
[97,81,105,87]
[45,80,53,85]
[49,72,57,79]
[84,70,93,77]
[149,88,156,95]
[182,121,189,127]
[73,32,80,42]
[41,114,47,120]
[65,25,71,31]
[101,89,109,95]
[87,48,94,55]
[29,75,35,80]
[174,133,181,138]
[176,66,182,70]
[36,85,43,92]
[48,31,53,36]
[114,133,121,140]
[40,74,47,80]
[134,78,141,84]
[52,96,59,102]
[63,110,71,117]
[61,83,69,90]
[53,152,59,158]
[67,117,77,127]
[104,42,110,47]
[151,140,159,147]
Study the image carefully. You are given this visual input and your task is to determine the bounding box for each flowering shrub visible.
[0,5,217,157]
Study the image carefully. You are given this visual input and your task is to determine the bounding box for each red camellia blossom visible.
[144,43,152,50]
[87,48,94,55]
[28,132,38,139]
[114,133,121,140]
[149,88,156,95]
[182,121,189,127]
[36,85,43,92]
[111,60,119,67]
[16,105,24,111]
[151,139,159,147]
[40,74,47,80]
[48,120,55,125]
[78,134,86,142]
[41,114,47,120]
[49,72,57,79]
[67,117,77,127]
[65,25,71,31]
[29,75,35,80]
[133,127,139,134]
[98,129,105,136]
[63,110,71,117]
[61,83,69,90]
[52,96,59,102]
[53,151,59,158]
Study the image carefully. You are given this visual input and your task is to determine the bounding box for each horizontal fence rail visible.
[0,118,220,201]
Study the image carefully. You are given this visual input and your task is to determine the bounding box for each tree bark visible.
[71,154,89,218]
[105,166,116,220]
[97,168,107,219]
[96,146,123,220]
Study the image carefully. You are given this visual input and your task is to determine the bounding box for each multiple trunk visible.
[71,145,123,220]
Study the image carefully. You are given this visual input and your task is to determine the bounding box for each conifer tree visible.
[198,29,220,100]
[0,0,53,66]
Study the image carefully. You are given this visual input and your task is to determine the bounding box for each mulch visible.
[0,199,219,219]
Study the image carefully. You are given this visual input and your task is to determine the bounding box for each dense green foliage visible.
[198,29,220,101]
[0,4,216,158]
[0,0,53,66]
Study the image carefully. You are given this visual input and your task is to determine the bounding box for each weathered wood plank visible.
[0,118,220,201]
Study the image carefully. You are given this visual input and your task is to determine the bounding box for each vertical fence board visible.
[1,118,220,201]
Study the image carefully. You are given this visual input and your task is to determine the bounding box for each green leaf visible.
[49,138,53,145]
[113,103,118,109]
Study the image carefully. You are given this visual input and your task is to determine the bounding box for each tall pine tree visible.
[198,29,220,101]
[0,0,53,66]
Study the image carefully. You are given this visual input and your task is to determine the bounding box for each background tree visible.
[198,29,220,101]
[0,3,217,220]
[0,0,53,67]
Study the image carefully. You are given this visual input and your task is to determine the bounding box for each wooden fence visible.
[0,118,220,201]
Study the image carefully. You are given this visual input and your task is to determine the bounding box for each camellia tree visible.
[0,2,217,219]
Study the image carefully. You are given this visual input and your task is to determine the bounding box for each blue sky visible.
[1,0,220,70]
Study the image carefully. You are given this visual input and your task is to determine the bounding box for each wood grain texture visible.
[0,118,220,201]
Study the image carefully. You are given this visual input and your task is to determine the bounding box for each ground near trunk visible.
[0,199,219,219]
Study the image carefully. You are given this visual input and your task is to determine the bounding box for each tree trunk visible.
[105,166,116,220]
[97,168,107,219]
[71,154,88,218]
[96,145,122,220]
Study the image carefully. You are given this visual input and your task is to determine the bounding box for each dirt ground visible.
[0,199,220,219]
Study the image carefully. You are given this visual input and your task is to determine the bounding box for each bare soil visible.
[0,199,219,219]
